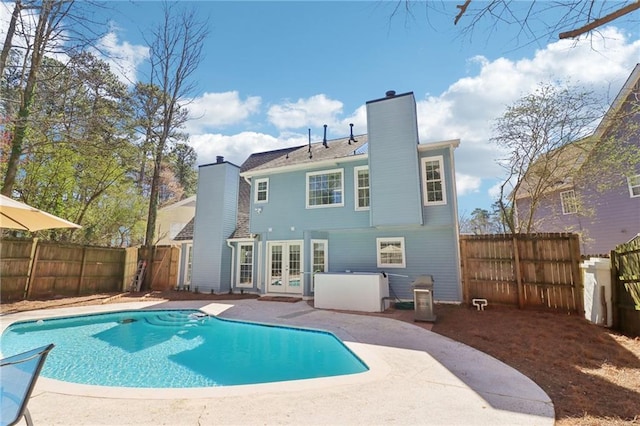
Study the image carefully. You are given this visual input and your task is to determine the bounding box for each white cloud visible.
[455,173,481,196]
[415,26,640,198]
[186,91,262,133]
[188,131,306,166]
[94,31,148,85]
[267,94,343,130]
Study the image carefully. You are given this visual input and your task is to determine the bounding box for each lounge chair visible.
[1,344,54,426]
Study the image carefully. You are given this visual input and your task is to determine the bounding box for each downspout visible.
[226,240,235,291]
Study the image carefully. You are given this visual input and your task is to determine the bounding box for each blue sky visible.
[2,1,639,216]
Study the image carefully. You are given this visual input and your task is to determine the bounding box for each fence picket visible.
[460,233,582,312]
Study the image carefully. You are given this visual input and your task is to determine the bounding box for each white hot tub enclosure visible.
[314,272,390,313]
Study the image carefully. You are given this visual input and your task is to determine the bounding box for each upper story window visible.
[306,168,344,208]
[255,178,269,203]
[354,166,370,211]
[376,237,406,268]
[628,174,640,198]
[421,156,446,205]
[560,189,578,214]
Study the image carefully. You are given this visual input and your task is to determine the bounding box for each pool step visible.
[144,311,209,328]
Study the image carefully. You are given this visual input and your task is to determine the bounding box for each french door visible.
[267,241,303,294]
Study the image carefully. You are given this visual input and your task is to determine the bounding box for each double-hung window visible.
[628,174,640,198]
[306,168,344,208]
[421,156,446,205]
[354,166,370,211]
[255,178,269,203]
[376,237,406,268]
[560,190,578,214]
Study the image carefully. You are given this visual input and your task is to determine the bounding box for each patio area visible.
[1,299,554,425]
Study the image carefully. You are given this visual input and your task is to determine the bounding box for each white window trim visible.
[421,156,447,206]
[236,243,254,288]
[560,189,578,215]
[310,239,328,292]
[376,237,406,268]
[254,178,269,204]
[628,174,640,198]
[306,168,344,209]
[354,165,370,211]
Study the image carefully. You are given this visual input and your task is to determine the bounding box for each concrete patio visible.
[0,299,555,425]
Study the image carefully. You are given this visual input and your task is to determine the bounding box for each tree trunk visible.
[0,0,22,78]
[2,0,51,196]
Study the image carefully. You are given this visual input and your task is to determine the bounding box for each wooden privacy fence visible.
[138,245,180,292]
[460,233,583,312]
[611,236,640,336]
[1,238,179,302]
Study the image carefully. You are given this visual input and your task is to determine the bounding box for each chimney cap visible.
[216,155,224,163]
[385,90,396,97]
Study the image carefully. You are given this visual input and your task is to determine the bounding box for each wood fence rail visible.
[460,233,583,312]
[0,238,178,302]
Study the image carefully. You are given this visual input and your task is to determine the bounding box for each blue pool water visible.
[0,310,368,388]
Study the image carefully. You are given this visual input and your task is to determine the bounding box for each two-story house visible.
[514,64,640,255]
[185,91,463,303]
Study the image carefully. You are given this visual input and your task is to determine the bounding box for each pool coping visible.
[0,301,390,399]
[1,300,556,425]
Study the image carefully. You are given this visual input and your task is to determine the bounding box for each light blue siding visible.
[249,159,370,236]
[418,147,458,227]
[192,162,239,293]
[326,227,461,302]
[367,93,423,227]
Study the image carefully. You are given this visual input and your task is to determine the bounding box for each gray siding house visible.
[186,91,463,302]
[515,64,640,255]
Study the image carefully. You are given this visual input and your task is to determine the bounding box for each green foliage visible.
[7,53,147,245]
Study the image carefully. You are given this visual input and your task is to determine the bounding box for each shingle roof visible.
[241,134,368,176]
[173,217,194,241]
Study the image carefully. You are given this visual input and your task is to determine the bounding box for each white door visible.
[267,241,303,294]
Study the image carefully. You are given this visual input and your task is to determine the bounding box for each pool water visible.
[0,310,368,388]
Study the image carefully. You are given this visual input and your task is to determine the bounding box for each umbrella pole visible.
[23,238,40,299]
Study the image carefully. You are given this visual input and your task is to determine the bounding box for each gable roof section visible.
[159,195,197,211]
[515,64,640,200]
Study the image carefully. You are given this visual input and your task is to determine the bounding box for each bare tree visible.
[140,2,208,288]
[492,83,604,233]
[394,1,639,44]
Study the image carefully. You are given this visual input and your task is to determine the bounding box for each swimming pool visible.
[0,309,368,388]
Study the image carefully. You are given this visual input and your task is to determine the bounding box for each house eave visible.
[240,153,368,178]
[417,139,461,151]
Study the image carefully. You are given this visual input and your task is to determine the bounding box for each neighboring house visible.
[514,64,640,255]
[187,91,463,302]
[155,195,196,246]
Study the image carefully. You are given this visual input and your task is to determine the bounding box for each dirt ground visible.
[2,291,639,426]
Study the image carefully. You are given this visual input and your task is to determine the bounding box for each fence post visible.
[23,238,40,299]
[569,234,584,313]
[460,237,469,304]
[77,245,88,296]
[610,249,619,330]
[513,236,524,309]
